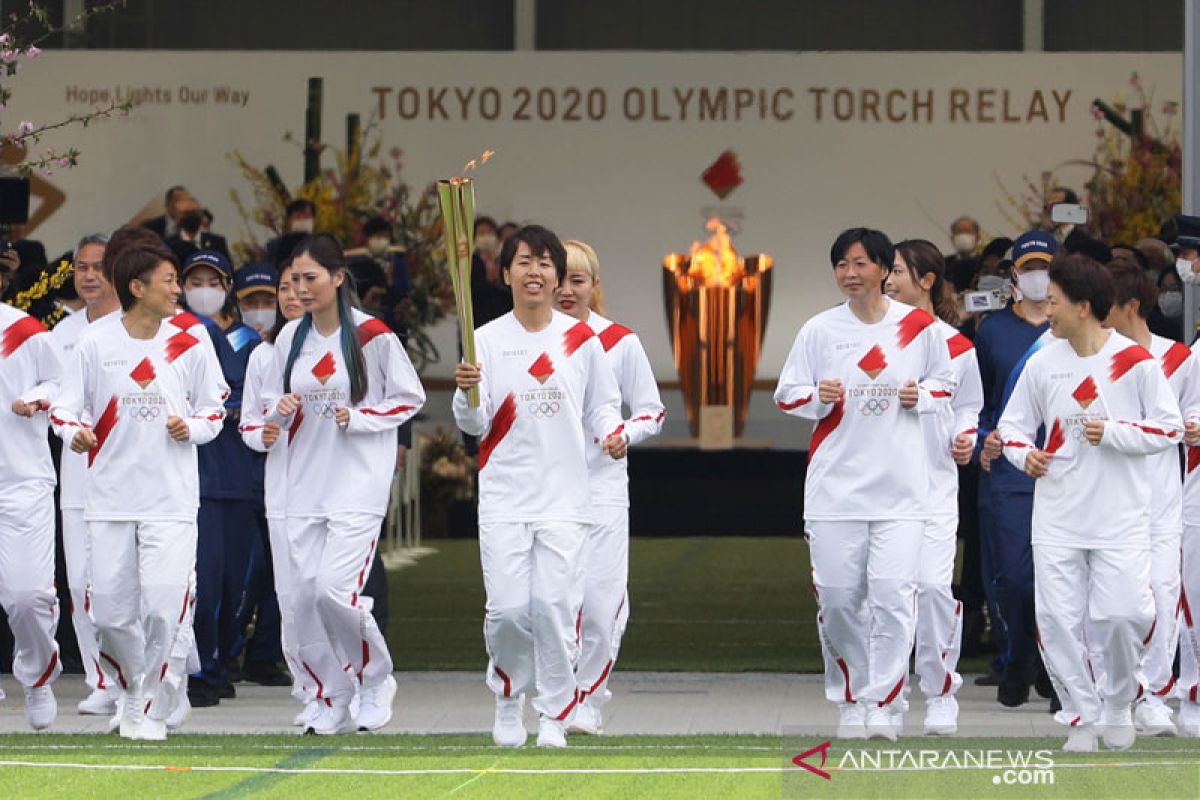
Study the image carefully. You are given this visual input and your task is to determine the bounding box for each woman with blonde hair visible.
[553,239,665,735]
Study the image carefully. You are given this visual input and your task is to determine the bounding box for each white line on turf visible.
[0,760,1197,777]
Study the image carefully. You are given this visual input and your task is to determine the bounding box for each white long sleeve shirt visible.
[0,303,61,490]
[1147,335,1200,536]
[454,310,623,525]
[50,313,229,522]
[50,307,119,510]
[773,298,955,521]
[998,331,1182,550]
[263,310,425,518]
[240,342,288,520]
[583,312,665,508]
[923,321,984,518]
[1174,341,1200,529]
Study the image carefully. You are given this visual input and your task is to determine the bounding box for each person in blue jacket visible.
[976,230,1057,709]
[178,250,277,707]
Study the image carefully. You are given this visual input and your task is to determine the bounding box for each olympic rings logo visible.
[528,401,560,418]
[312,402,339,420]
[858,398,890,416]
[131,405,162,422]
[1071,425,1087,442]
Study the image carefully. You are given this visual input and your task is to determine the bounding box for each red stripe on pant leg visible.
[94,658,106,690]
[880,676,905,707]
[358,640,370,683]
[32,651,58,688]
[494,665,512,698]
[159,662,168,682]
[941,672,953,696]
[581,660,613,701]
[1191,685,1198,703]
[1182,588,1194,627]
[575,608,582,648]
[1142,618,1157,647]
[1135,684,1145,701]
[835,657,854,703]
[100,652,127,690]
[1154,676,1176,697]
[177,586,190,625]
[1069,715,1081,727]
[303,661,326,699]
[555,689,580,721]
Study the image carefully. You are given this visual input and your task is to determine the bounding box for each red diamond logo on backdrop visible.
[312,352,336,386]
[857,345,888,380]
[129,357,156,389]
[701,149,743,200]
[529,352,554,385]
[1072,375,1098,409]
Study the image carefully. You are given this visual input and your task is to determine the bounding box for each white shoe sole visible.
[356,677,397,732]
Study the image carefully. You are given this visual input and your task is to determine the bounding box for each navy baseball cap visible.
[182,249,233,281]
[1173,214,1200,250]
[234,262,278,298]
[1011,230,1057,268]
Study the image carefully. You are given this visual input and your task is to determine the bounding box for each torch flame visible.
[687,219,743,287]
[462,148,497,176]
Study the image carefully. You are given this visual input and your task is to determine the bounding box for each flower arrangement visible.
[229,120,455,372]
[9,256,71,327]
[419,427,477,512]
[996,72,1181,242]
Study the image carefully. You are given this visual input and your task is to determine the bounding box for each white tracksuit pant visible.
[62,508,118,694]
[0,483,61,690]
[807,519,923,706]
[88,519,196,719]
[480,521,587,721]
[269,516,308,703]
[914,515,964,699]
[1139,523,1182,700]
[288,513,391,707]
[574,506,630,712]
[1034,544,1153,726]
[1178,525,1200,704]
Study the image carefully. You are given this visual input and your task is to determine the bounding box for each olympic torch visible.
[437,177,479,407]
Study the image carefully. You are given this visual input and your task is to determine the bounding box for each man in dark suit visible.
[141,185,192,240]
[164,193,231,264]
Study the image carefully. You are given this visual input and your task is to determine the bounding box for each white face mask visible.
[476,232,500,258]
[367,236,390,257]
[1159,290,1184,319]
[242,307,277,333]
[951,232,978,255]
[289,218,314,234]
[185,286,225,317]
[1015,269,1050,302]
[1176,257,1198,285]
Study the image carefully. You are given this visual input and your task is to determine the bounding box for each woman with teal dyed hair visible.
[264,234,426,735]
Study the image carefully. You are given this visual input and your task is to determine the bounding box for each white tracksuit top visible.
[923,320,984,518]
[0,303,61,490]
[1147,335,1200,536]
[453,310,624,525]
[1175,340,1200,527]
[264,310,425,518]
[773,298,955,521]
[240,342,288,520]
[50,312,230,522]
[51,308,119,511]
[998,331,1182,550]
[584,312,665,509]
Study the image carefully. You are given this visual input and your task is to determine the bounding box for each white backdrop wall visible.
[7,51,1183,380]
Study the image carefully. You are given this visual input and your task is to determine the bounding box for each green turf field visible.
[389,537,995,674]
[0,734,1195,799]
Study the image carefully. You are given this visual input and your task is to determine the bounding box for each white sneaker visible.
[1063,723,1098,752]
[866,704,897,742]
[537,717,567,748]
[923,695,959,736]
[24,686,56,731]
[567,702,603,735]
[1180,700,1200,737]
[356,675,397,732]
[118,695,146,739]
[306,702,355,735]
[294,700,320,728]
[107,693,126,733]
[131,716,167,741]
[836,703,866,740]
[493,695,527,747]
[1102,704,1136,750]
[1134,699,1177,737]
[77,688,117,716]
[166,693,190,732]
